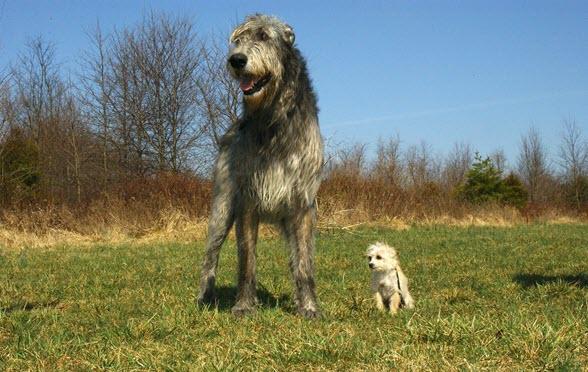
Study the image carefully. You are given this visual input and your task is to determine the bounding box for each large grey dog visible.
[197,14,324,318]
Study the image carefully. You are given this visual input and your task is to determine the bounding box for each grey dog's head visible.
[366,242,399,272]
[227,14,296,108]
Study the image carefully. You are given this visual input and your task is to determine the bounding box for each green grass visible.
[1,224,587,370]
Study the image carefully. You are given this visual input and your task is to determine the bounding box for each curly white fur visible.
[366,242,415,314]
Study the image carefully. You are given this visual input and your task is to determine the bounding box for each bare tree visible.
[490,148,507,174]
[1,37,102,204]
[0,66,9,93]
[80,13,212,175]
[130,13,206,172]
[372,136,403,185]
[404,141,439,188]
[442,142,472,190]
[330,142,367,178]
[63,95,85,203]
[196,35,240,156]
[11,37,69,198]
[517,127,550,203]
[0,74,13,185]
[79,22,113,186]
[0,72,12,135]
[558,118,588,209]
[12,37,67,132]
[108,29,147,174]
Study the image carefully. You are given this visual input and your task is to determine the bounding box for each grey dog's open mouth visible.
[240,74,271,95]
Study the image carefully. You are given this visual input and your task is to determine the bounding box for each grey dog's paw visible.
[196,298,212,307]
[231,304,257,317]
[196,290,215,307]
[297,307,322,319]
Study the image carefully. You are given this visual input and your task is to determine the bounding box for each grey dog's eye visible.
[258,30,269,41]
[376,255,382,260]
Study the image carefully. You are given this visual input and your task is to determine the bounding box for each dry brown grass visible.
[0,173,585,249]
[1,205,585,250]
[0,206,207,250]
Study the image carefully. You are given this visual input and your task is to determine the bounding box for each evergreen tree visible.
[500,172,528,208]
[458,153,528,207]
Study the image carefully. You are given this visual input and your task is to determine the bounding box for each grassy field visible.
[0,224,587,370]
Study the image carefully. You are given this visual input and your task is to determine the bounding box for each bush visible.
[0,128,41,205]
[500,172,528,208]
[458,153,528,208]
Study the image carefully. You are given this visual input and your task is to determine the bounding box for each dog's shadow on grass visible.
[203,285,292,312]
[0,299,60,314]
[513,273,588,289]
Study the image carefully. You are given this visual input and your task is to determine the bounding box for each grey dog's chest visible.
[230,129,321,214]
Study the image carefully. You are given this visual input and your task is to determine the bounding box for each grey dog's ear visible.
[283,24,295,45]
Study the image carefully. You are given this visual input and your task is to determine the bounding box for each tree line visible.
[324,120,587,216]
[0,12,586,221]
[0,13,236,208]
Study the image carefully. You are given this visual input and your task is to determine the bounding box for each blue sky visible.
[1,1,587,169]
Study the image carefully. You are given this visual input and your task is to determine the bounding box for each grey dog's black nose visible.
[229,53,247,69]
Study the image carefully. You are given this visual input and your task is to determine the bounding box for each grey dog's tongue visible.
[240,78,255,92]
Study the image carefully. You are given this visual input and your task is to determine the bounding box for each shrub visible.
[500,172,528,208]
[0,128,41,205]
[458,153,528,208]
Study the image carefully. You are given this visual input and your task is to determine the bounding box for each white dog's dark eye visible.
[376,255,382,260]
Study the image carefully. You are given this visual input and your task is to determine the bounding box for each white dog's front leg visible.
[374,292,385,310]
[389,292,401,315]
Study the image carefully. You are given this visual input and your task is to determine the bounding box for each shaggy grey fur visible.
[197,14,324,318]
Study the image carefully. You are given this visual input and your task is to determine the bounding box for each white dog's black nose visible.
[369,263,375,269]
[229,53,247,69]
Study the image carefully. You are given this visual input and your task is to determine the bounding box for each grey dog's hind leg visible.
[282,205,320,318]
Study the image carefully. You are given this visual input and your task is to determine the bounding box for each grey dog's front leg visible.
[232,204,260,316]
[196,195,234,305]
[197,147,235,305]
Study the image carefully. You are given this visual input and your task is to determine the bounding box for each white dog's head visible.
[366,242,399,272]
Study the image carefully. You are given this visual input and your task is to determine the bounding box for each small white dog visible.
[366,242,415,314]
